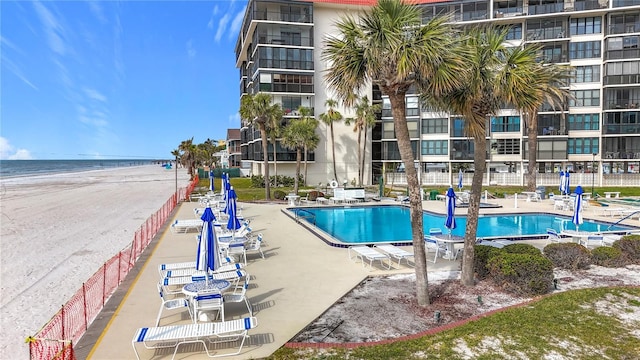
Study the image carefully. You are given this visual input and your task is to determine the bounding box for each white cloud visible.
[229,7,246,41]
[0,137,33,160]
[87,1,107,25]
[214,12,231,43]
[83,88,107,103]
[186,39,196,59]
[207,5,219,29]
[32,1,67,56]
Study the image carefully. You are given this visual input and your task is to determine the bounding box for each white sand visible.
[0,165,192,359]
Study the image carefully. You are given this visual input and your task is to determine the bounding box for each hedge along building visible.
[234,0,640,188]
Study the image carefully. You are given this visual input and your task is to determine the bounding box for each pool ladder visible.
[294,209,316,226]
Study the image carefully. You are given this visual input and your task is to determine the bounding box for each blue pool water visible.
[293,205,632,244]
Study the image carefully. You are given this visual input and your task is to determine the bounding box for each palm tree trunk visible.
[461,133,487,286]
[357,128,362,187]
[272,139,279,187]
[330,124,339,184]
[361,128,368,186]
[260,127,271,200]
[295,148,302,194]
[389,93,429,306]
[304,146,308,187]
[526,112,539,191]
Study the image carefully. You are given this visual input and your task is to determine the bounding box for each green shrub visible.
[613,235,640,264]
[502,243,542,256]
[474,245,503,280]
[591,246,625,267]
[488,253,554,296]
[543,242,592,270]
[273,190,286,200]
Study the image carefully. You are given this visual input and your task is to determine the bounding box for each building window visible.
[568,137,599,154]
[572,65,601,83]
[570,89,600,107]
[490,139,521,155]
[421,140,448,155]
[382,122,395,139]
[505,24,522,40]
[569,41,601,59]
[406,96,419,117]
[535,139,567,160]
[491,116,521,132]
[422,118,448,134]
[382,98,391,117]
[570,17,602,35]
[452,117,466,137]
[568,113,600,130]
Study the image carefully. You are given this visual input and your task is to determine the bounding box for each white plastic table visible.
[433,234,465,260]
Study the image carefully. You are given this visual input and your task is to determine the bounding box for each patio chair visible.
[190,288,224,322]
[374,244,414,267]
[223,276,252,317]
[132,317,257,360]
[429,228,443,236]
[424,235,445,263]
[348,246,391,269]
[244,233,265,262]
[155,283,189,326]
[583,235,605,248]
[546,228,562,244]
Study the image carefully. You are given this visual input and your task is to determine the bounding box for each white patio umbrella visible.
[196,207,220,282]
[572,185,584,232]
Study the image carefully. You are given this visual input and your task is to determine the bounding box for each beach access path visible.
[0,165,191,359]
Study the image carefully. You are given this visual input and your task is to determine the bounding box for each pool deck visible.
[78,195,639,360]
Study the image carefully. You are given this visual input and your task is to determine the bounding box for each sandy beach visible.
[0,165,191,359]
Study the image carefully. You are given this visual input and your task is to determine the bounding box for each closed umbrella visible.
[445,187,457,237]
[564,172,571,195]
[457,169,463,191]
[196,207,220,281]
[572,185,584,232]
[209,170,215,193]
[226,186,242,238]
[223,176,232,214]
[220,172,227,197]
[559,171,565,195]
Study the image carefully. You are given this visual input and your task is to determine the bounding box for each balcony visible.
[528,3,564,15]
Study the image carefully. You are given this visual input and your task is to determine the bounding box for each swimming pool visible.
[291,205,633,245]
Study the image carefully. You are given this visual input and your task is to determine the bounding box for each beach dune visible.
[0,165,191,359]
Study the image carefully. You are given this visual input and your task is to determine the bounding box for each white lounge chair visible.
[158,258,236,279]
[131,317,257,360]
[160,263,244,281]
[348,246,391,269]
[374,244,414,267]
[170,219,204,234]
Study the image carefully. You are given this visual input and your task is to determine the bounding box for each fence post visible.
[82,283,88,332]
[102,263,106,306]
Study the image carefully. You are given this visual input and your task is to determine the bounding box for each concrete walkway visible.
[78,195,638,359]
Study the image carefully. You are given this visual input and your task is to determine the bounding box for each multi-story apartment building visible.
[235,0,640,188]
[226,129,242,168]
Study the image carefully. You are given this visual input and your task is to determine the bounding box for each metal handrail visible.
[607,210,640,231]
[294,209,316,226]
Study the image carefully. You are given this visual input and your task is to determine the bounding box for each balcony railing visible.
[604,74,640,86]
[528,3,564,15]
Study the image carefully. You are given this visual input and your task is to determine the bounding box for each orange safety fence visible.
[28,176,199,360]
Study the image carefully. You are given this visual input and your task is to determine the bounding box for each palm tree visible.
[512,63,571,191]
[323,0,463,306]
[267,111,284,187]
[239,93,282,200]
[178,138,197,180]
[298,106,319,186]
[318,99,343,184]
[281,111,318,194]
[425,25,545,286]
[352,96,380,186]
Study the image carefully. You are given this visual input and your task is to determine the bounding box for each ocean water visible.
[0,159,168,179]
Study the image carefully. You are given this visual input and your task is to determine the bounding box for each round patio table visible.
[433,234,464,260]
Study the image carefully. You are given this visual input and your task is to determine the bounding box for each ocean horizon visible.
[0,159,171,179]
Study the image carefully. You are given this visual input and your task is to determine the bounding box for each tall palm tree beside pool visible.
[319,99,344,185]
[239,93,283,201]
[281,109,318,194]
[424,25,544,286]
[322,0,464,306]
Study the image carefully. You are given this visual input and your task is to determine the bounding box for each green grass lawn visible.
[195,176,640,202]
[268,287,640,359]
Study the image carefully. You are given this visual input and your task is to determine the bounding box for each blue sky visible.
[1,0,247,160]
